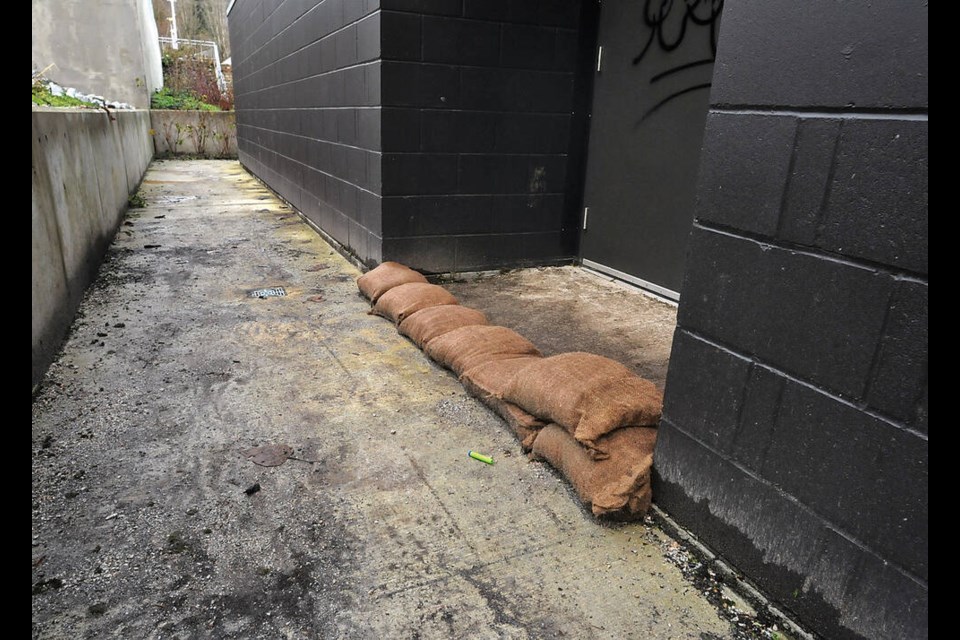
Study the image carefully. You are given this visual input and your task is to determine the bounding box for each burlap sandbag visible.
[372,282,459,325]
[460,357,546,450]
[398,305,489,349]
[499,352,663,459]
[357,261,428,303]
[531,423,656,519]
[424,325,541,376]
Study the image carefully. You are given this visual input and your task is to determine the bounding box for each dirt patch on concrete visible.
[441,268,677,390]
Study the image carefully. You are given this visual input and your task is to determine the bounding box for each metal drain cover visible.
[250,287,286,298]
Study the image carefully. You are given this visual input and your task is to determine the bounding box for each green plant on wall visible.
[151,87,220,111]
[160,120,187,154]
[190,111,210,155]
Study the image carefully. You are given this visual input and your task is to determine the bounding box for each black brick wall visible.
[378,0,583,273]
[656,2,928,639]
[229,0,587,272]
[229,0,383,265]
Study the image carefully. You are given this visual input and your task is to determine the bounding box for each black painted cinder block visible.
[381,10,421,61]
[381,108,421,152]
[365,62,382,105]
[366,152,382,192]
[915,380,928,435]
[537,0,580,28]
[458,155,567,195]
[730,364,784,473]
[340,181,360,222]
[355,108,381,151]
[420,111,496,153]
[382,235,457,273]
[302,167,326,202]
[456,231,565,270]
[497,194,564,233]
[866,280,928,424]
[347,218,365,256]
[454,233,524,271]
[779,117,843,246]
[300,76,322,108]
[819,118,928,275]
[382,194,564,238]
[695,112,796,237]
[340,66,367,106]
[342,0,370,25]
[653,423,928,640]
[320,34,338,73]
[462,0,537,24]
[329,143,348,181]
[324,173,342,210]
[422,16,500,67]
[358,190,382,235]
[554,28,578,71]
[382,153,459,196]
[710,0,927,109]
[380,0,461,16]
[501,23,556,70]
[382,195,494,237]
[356,11,382,62]
[661,329,752,453]
[320,108,338,142]
[307,139,332,174]
[460,67,574,112]
[495,113,570,153]
[381,61,460,107]
[765,381,928,580]
[346,147,368,187]
[327,208,350,247]
[678,227,892,399]
[322,0,345,33]
[356,108,380,150]
[337,108,357,145]
[327,69,347,106]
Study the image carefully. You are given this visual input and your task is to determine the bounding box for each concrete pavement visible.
[32,159,797,639]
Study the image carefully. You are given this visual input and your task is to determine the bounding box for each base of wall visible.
[652,422,928,640]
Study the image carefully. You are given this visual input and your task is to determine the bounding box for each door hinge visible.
[596,46,603,73]
[582,206,589,230]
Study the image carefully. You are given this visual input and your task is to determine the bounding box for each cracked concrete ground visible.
[32,159,793,639]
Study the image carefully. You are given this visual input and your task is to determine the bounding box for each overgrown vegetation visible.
[128,191,146,208]
[32,75,98,108]
[154,48,232,111]
[151,86,220,111]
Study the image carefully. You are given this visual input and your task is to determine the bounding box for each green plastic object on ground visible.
[468,450,494,465]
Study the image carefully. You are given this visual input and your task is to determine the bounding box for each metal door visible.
[580,0,722,300]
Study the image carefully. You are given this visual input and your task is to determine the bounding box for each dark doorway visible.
[579,0,722,300]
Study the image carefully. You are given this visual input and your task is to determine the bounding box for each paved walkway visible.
[33,159,754,639]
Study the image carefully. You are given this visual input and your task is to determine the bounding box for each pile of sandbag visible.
[356,261,664,520]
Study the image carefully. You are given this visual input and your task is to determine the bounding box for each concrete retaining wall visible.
[32,108,154,388]
[150,110,238,158]
[32,0,163,109]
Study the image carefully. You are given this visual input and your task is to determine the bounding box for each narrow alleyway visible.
[32,159,742,639]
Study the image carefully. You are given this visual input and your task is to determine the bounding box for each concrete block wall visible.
[32,108,154,388]
[228,0,587,272]
[655,2,928,639]
[229,0,383,265]
[378,0,582,272]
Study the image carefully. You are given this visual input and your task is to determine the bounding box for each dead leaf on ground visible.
[242,444,294,467]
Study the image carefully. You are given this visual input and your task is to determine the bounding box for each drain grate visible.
[250,287,286,299]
